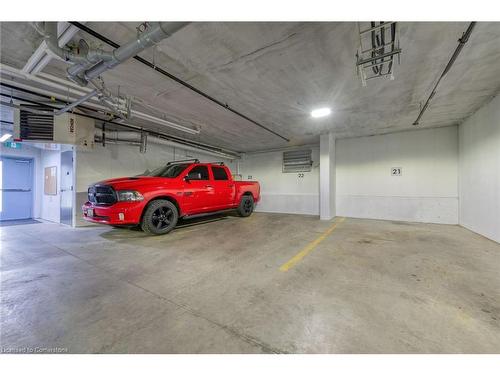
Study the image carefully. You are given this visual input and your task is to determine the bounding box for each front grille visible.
[88,185,117,205]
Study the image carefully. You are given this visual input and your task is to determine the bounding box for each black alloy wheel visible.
[152,206,174,230]
[141,199,179,235]
[237,195,254,217]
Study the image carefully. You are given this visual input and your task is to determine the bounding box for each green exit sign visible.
[3,141,21,149]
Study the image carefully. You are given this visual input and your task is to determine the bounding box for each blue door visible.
[0,157,33,221]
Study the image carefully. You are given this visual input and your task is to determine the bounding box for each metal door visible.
[60,150,74,226]
[0,157,33,221]
[210,166,236,209]
[182,165,216,214]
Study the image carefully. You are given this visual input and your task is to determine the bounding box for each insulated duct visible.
[1,91,239,159]
[44,21,188,86]
[94,129,237,160]
[69,21,290,142]
[82,22,188,83]
[0,64,200,135]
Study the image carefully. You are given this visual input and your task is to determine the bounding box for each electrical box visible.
[54,113,95,149]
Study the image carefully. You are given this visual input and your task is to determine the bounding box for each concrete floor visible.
[1,213,499,353]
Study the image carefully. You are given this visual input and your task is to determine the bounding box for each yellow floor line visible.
[279,217,346,272]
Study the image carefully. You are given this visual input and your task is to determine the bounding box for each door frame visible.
[59,149,76,227]
[0,155,35,221]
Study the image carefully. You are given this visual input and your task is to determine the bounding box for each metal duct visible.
[140,131,147,154]
[82,22,188,83]
[55,89,98,115]
[44,22,87,64]
[94,129,237,160]
[44,21,188,87]
[0,68,200,134]
[69,21,290,142]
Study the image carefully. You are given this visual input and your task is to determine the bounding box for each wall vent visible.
[282,149,312,173]
[19,105,54,141]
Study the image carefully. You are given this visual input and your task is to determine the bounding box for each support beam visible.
[320,133,336,220]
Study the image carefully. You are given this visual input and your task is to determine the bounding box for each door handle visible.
[205,185,214,188]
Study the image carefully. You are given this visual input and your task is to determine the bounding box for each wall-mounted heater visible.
[13,106,95,149]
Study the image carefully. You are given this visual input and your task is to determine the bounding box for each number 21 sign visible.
[391,167,402,176]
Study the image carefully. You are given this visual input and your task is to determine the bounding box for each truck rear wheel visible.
[237,195,254,217]
[141,199,178,235]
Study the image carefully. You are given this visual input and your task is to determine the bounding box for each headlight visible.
[116,190,144,202]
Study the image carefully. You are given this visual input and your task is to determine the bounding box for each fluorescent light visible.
[0,133,12,143]
[311,108,331,118]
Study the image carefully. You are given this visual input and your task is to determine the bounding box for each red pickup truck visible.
[82,159,260,235]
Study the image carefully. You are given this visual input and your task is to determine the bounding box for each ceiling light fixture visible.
[0,133,13,143]
[311,108,331,118]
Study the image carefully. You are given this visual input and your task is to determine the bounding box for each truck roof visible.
[166,159,225,166]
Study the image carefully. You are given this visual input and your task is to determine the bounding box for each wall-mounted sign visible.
[3,141,21,149]
[44,166,57,195]
[391,167,402,176]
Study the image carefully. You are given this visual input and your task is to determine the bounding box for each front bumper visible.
[82,201,145,225]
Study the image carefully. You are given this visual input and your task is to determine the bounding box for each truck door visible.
[211,165,236,209]
[182,165,216,214]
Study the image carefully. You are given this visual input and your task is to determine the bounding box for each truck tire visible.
[141,199,178,235]
[237,195,254,217]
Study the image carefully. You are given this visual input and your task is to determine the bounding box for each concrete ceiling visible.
[1,21,500,152]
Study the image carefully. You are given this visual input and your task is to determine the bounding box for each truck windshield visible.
[142,163,190,178]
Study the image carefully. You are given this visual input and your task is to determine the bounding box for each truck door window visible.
[143,163,190,178]
[187,165,209,180]
[212,166,229,180]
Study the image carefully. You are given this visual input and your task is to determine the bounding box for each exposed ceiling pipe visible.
[413,22,476,126]
[41,22,189,121]
[0,64,200,134]
[0,90,240,158]
[25,23,85,75]
[82,22,188,84]
[94,129,237,160]
[69,21,290,142]
[55,89,98,115]
[43,21,188,86]
[44,22,88,64]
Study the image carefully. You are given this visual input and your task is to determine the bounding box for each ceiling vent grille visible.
[283,149,312,173]
[19,105,54,141]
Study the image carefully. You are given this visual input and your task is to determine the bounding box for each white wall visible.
[0,143,68,223]
[238,147,320,215]
[459,94,500,243]
[336,126,459,224]
[74,141,237,225]
[75,142,236,192]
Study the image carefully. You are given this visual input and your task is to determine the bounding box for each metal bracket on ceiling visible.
[356,22,402,86]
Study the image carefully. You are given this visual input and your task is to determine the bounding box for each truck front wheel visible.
[237,195,254,217]
[141,199,178,235]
